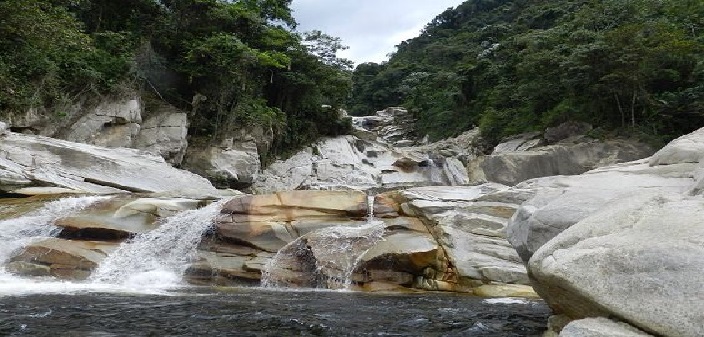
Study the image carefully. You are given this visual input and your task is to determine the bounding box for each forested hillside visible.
[0,0,352,157]
[348,0,704,145]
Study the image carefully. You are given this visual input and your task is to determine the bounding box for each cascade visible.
[89,199,228,287]
[0,196,110,274]
[261,194,385,290]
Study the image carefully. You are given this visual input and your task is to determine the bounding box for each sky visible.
[290,0,466,65]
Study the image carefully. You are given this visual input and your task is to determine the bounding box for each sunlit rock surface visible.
[481,138,653,186]
[252,108,478,193]
[183,126,274,189]
[8,238,117,280]
[507,127,704,337]
[559,318,653,337]
[197,188,534,296]
[0,131,218,196]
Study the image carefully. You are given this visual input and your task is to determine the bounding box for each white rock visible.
[0,132,217,196]
[649,127,704,165]
[530,192,704,337]
[560,318,653,337]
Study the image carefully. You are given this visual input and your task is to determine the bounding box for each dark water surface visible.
[0,288,550,336]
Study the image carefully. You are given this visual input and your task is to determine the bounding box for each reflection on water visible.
[0,288,550,336]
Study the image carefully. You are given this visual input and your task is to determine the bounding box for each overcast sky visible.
[290,0,466,65]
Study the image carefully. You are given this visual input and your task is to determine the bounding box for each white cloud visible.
[290,0,465,65]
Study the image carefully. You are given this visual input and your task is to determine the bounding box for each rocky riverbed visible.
[1,108,703,336]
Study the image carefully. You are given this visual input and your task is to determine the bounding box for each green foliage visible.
[0,0,353,160]
[349,0,704,145]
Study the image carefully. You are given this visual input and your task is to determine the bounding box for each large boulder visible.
[55,197,205,240]
[134,105,188,165]
[63,96,142,148]
[8,238,117,280]
[398,185,532,287]
[506,127,704,337]
[559,318,652,337]
[529,192,704,337]
[0,131,218,196]
[507,159,693,263]
[183,126,273,189]
[482,139,654,186]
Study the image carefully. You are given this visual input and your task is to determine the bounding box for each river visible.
[0,287,549,336]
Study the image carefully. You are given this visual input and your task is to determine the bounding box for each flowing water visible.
[0,196,111,274]
[0,289,551,336]
[262,195,386,289]
[90,199,228,287]
[0,196,551,336]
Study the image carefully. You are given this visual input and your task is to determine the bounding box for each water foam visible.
[89,199,227,287]
[0,196,110,273]
[262,194,385,290]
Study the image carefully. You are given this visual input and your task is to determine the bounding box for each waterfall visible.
[0,196,110,273]
[89,199,227,287]
[262,194,385,290]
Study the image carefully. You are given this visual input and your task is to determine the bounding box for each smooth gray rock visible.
[64,97,142,148]
[134,108,188,165]
[530,192,704,337]
[560,318,652,337]
[482,140,653,186]
[400,185,530,285]
[507,160,693,263]
[649,127,704,165]
[0,132,218,196]
[492,132,542,154]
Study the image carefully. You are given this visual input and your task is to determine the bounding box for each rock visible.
[9,238,117,279]
[64,96,142,148]
[9,187,84,196]
[544,121,593,144]
[114,198,205,218]
[492,132,542,154]
[357,231,442,282]
[54,197,205,240]
[472,284,538,298]
[0,121,7,135]
[399,185,530,286]
[253,135,471,193]
[221,190,368,217]
[507,160,694,263]
[0,132,218,196]
[649,127,704,165]
[559,318,653,337]
[5,261,52,277]
[352,107,418,147]
[184,250,270,286]
[215,191,369,253]
[528,192,704,337]
[184,138,261,189]
[134,106,188,165]
[482,139,654,186]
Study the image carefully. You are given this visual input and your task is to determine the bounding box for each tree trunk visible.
[614,93,625,127]
[630,89,637,127]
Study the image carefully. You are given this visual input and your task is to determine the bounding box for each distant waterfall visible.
[0,196,110,271]
[89,199,228,287]
[262,195,385,290]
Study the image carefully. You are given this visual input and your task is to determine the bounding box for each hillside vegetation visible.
[348,0,704,145]
[0,0,352,157]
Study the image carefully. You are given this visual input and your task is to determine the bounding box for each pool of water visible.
[0,287,550,336]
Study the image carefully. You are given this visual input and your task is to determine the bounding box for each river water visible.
[0,288,550,336]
